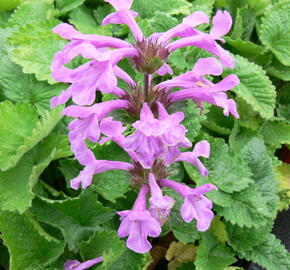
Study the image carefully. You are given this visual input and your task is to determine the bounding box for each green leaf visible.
[0,102,63,171]
[259,0,290,66]
[190,0,215,16]
[223,54,276,119]
[148,12,178,33]
[225,221,272,252]
[69,6,113,35]
[132,0,192,18]
[242,137,279,213]
[215,186,270,227]
[0,0,20,12]
[0,211,64,270]
[182,100,207,141]
[260,120,290,147]
[0,132,71,213]
[9,20,67,84]
[201,106,233,135]
[7,0,55,27]
[202,138,254,193]
[31,190,113,251]
[267,57,290,81]
[0,54,65,114]
[92,143,131,202]
[56,0,85,14]
[194,231,236,270]
[238,234,290,270]
[80,231,145,270]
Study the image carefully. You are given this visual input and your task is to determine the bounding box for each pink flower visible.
[102,0,144,41]
[160,179,218,231]
[71,160,133,189]
[174,140,210,176]
[167,11,234,68]
[64,256,102,270]
[117,185,161,253]
[63,100,130,166]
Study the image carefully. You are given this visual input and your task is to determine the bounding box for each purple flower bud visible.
[160,179,218,231]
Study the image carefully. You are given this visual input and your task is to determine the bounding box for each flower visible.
[64,256,102,270]
[63,100,129,166]
[117,185,161,253]
[148,173,175,224]
[162,57,240,118]
[160,179,217,231]
[173,140,210,176]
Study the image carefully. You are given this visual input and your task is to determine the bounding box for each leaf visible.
[259,0,290,66]
[92,143,131,202]
[9,20,67,84]
[267,57,290,81]
[201,138,254,193]
[7,0,55,27]
[166,242,196,270]
[56,0,85,14]
[0,54,65,114]
[241,137,280,214]
[132,0,192,18]
[223,54,276,119]
[238,234,290,270]
[225,221,272,252]
[69,6,113,35]
[31,190,114,251]
[0,132,71,213]
[260,120,290,147]
[194,231,236,270]
[190,0,215,16]
[182,100,207,141]
[0,101,63,171]
[148,12,178,33]
[80,231,145,270]
[0,211,64,270]
[215,187,270,228]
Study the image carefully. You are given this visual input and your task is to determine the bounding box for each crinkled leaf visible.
[241,137,279,214]
[215,186,270,228]
[7,0,55,27]
[259,0,290,66]
[190,0,215,16]
[260,120,290,147]
[69,6,112,35]
[0,132,71,213]
[148,12,178,33]
[0,211,65,270]
[202,138,254,193]
[194,231,236,270]
[223,54,276,119]
[0,54,65,114]
[238,234,290,270]
[9,20,67,84]
[267,57,290,81]
[56,0,85,14]
[31,190,114,251]
[132,0,192,18]
[92,143,131,202]
[0,102,63,171]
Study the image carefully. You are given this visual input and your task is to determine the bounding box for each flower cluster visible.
[51,0,239,257]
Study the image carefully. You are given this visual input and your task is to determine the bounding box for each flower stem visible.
[143,74,150,101]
